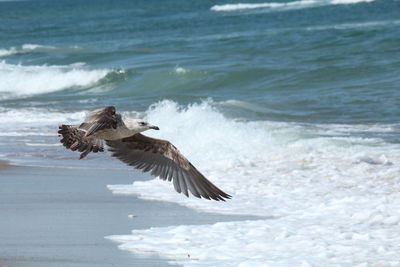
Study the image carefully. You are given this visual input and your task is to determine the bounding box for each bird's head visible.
[125,118,160,133]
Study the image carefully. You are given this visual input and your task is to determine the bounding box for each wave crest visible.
[0,61,114,99]
[0,44,82,57]
[0,44,56,57]
[107,100,400,266]
[110,100,399,207]
[211,0,376,12]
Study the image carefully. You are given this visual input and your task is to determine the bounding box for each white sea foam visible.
[0,132,56,137]
[107,100,400,266]
[0,47,18,57]
[0,108,85,124]
[331,0,375,4]
[0,108,86,136]
[175,66,189,74]
[25,143,61,147]
[0,44,57,57]
[211,0,376,12]
[0,61,110,99]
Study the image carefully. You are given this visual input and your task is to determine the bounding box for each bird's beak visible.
[150,125,160,130]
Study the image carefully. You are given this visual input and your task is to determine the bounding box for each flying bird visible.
[58,106,231,201]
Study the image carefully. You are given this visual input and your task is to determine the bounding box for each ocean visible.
[1,0,400,265]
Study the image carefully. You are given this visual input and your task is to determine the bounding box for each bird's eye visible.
[139,122,146,126]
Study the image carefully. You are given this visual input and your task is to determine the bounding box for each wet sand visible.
[0,160,14,170]
[0,165,252,266]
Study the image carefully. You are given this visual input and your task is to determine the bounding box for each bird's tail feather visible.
[58,125,104,159]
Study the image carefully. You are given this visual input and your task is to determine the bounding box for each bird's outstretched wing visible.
[106,134,231,201]
[79,106,118,137]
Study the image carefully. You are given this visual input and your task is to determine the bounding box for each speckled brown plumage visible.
[107,134,231,201]
[58,125,104,159]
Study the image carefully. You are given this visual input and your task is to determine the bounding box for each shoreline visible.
[0,164,255,267]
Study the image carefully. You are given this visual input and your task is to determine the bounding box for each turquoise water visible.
[1,0,399,124]
[0,0,399,165]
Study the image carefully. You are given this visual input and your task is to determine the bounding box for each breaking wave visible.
[107,99,400,266]
[0,61,116,99]
[211,0,376,12]
[0,44,79,57]
[108,99,399,214]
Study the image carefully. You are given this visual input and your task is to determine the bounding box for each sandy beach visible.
[0,165,254,267]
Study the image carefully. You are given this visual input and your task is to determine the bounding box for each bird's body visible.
[78,106,147,140]
[82,119,134,140]
[58,106,231,201]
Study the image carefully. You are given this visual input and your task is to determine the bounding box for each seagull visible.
[58,106,231,201]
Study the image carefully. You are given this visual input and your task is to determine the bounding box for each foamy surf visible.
[0,61,112,99]
[0,44,82,57]
[211,0,376,12]
[0,107,85,126]
[0,44,57,57]
[107,100,400,266]
[0,107,86,139]
[174,66,189,74]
